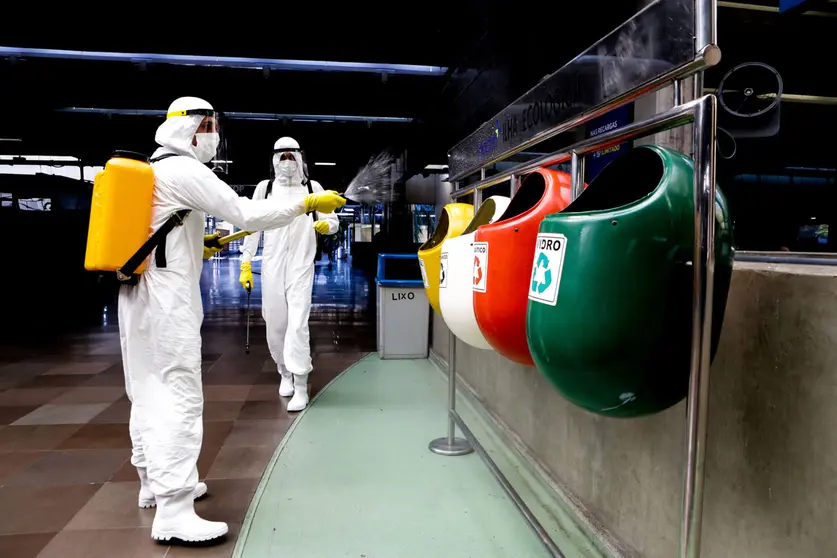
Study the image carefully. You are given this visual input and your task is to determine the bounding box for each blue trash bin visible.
[376,254,430,359]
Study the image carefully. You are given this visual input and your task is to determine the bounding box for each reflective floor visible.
[0,256,374,557]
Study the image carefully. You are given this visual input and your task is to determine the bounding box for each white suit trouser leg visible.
[119,284,203,500]
[263,264,314,375]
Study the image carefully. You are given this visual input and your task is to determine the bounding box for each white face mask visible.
[278,160,297,178]
[193,132,220,163]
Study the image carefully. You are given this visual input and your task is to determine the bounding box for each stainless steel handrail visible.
[439,95,718,558]
[432,4,718,558]
[450,410,566,558]
[450,96,700,200]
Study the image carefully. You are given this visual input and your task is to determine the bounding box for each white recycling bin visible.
[376,253,430,359]
[438,195,510,350]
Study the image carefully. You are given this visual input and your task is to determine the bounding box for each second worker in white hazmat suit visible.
[240,137,339,412]
[119,100,345,544]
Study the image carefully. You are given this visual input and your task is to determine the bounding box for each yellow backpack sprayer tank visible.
[84,151,156,276]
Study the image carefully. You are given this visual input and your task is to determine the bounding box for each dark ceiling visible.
[0,2,834,187]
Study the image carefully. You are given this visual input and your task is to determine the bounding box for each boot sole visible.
[138,484,208,509]
[151,524,228,542]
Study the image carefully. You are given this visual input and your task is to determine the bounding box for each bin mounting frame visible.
[429,1,719,558]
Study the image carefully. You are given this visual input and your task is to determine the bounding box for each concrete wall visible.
[431,262,837,557]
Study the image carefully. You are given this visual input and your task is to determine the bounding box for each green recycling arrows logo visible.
[531,252,552,294]
[528,233,567,306]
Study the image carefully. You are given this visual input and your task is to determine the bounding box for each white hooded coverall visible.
[241,157,339,378]
[118,99,307,509]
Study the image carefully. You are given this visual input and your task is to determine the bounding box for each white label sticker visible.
[418,258,429,288]
[439,253,448,288]
[528,233,567,306]
[473,242,488,293]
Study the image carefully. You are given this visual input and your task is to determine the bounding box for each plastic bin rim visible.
[483,168,569,230]
[376,253,422,284]
[543,145,678,220]
[376,279,425,288]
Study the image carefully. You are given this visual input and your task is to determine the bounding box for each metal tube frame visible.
[451,410,566,558]
[431,3,718,557]
[437,94,717,558]
[428,179,475,459]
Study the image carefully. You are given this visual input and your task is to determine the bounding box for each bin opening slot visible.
[380,257,422,282]
[462,198,500,235]
[419,210,450,251]
[497,172,546,221]
[564,148,664,214]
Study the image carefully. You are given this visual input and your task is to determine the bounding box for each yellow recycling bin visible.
[418,203,474,314]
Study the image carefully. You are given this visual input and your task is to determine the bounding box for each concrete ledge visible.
[432,262,837,557]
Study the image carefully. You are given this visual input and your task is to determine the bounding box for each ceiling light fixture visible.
[314,162,336,166]
[0,46,448,76]
[55,107,413,124]
[0,155,79,162]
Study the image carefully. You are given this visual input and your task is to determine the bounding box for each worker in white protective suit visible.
[240,137,339,412]
[118,98,345,544]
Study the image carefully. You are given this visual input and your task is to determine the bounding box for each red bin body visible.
[473,169,573,365]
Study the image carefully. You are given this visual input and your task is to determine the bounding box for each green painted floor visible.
[234,355,608,558]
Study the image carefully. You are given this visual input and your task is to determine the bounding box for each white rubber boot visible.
[287,374,309,412]
[137,467,208,509]
[278,365,294,398]
[151,492,228,543]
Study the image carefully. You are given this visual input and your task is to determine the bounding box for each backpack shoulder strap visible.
[264,179,273,199]
[305,179,314,217]
[117,209,191,282]
[150,153,180,163]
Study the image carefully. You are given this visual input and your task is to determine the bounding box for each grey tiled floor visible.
[0,257,374,557]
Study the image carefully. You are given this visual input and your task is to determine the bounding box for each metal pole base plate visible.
[429,437,474,457]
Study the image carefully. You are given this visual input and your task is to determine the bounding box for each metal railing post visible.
[570,151,585,201]
[429,177,474,458]
[429,327,473,456]
[679,94,717,558]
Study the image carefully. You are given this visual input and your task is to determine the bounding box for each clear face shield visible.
[271,147,309,185]
[169,108,228,174]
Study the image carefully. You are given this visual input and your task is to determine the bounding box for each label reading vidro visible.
[528,233,567,306]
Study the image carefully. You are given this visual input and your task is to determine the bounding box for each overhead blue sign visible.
[585,104,632,180]
[779,0,815,13]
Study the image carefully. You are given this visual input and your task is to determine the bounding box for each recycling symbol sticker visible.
[439,253,448,288]
[473,242,488,293]
[528,233,567,306]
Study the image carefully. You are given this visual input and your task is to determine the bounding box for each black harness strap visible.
[116,153,191,283]
[264,177,314,214]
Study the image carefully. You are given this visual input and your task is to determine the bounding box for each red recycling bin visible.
[473,169,573,365]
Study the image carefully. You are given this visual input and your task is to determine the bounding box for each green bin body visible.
[526,146,734,417]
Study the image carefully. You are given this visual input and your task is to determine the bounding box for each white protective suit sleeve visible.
[169,158,305,233]
[311,180,339,235]
[240,179,269,263]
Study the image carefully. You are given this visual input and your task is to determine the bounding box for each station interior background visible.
[0,2,833,330]
[0,2,835,556]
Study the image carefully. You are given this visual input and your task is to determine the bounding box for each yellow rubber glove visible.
[313,220,331,234]
[239,262,253,292]
[304,191,346,214]
[203,232,223,259]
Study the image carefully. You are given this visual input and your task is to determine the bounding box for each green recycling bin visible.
[526,145,733,418]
